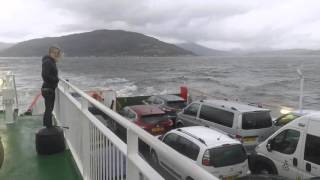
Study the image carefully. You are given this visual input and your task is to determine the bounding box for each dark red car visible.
[120,105,174,136]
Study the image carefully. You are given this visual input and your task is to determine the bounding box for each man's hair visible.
[48,46,61,54]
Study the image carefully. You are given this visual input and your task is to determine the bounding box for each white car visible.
[250,113,320,179]
[151,126,249,180]
[176,100,274,153]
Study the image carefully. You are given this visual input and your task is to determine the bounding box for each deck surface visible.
[0,115,82,180]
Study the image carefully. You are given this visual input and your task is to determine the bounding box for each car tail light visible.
[167,120,174,127]
[202,150,211,166]
[236,134,243,143]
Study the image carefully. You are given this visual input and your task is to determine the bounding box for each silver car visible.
[176,99,275,153]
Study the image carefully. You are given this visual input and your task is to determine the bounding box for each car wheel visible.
[150,150,159,167]
[186,177,194,180]
[255,163,275,175]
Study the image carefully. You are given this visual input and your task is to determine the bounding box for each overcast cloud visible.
[1,0,320,50]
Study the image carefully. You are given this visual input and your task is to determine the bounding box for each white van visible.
[250,113,320,179]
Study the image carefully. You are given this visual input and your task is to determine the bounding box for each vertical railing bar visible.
[109,141,111,180]
[102,136,105,180]
[120,152,123,180]
[90,123,93,179]
[94,126,97,180]
[97,130,100,180]
[106,139,109,179]
[117,149,119,179]
[112,143,116,178]
[100,132,102,180]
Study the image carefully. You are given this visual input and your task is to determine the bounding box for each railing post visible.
[81,97,90,180]
[127,129,140,180]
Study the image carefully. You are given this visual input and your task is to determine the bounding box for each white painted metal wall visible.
[54,79,218,180]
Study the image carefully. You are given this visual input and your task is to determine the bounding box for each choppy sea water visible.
[0,56,319,115]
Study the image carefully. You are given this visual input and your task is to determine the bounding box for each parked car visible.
[176,99,274,153]
[236,174,288,180]
[273,110,319,130]
[250,113,320,179]
[143,94,187,120]
[151,126,250,180]
[119,105,174,136]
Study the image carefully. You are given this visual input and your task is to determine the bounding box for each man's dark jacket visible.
[42,55,59,89]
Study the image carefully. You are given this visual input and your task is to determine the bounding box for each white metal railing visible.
[0,71,18,124]
[54,78,218,180]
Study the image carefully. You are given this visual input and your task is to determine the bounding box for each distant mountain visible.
[0,30,194,57]
[0,42,14,52]
[176,42,229,56]
[246,49,320,56]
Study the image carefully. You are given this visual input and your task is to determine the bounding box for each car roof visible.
[173,126,240,147]
[129,105,165,116]
[155,94,185,102]
[202,99,270,112]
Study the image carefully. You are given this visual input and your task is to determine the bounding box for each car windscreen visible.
[209,144,247,167]
[140,114,168,124]
[242,111,272,129]
[166,101,187,109]
[275,113,300,126]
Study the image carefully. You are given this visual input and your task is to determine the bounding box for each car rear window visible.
[242,111,272,130]
[209,144,247,167]
[140,114,168,124]
[167,101,187,109]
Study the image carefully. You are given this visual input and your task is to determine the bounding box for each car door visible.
[160,133,184,180]
[298,120,320,179]
[268,128,302,179]
[198,105,235,135]
[178,103,200,126]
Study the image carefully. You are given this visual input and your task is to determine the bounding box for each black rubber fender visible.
[0,137,4,169]
[249,153,278,175]
[36,127,65,155]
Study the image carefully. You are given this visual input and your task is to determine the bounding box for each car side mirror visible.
[266,139,273,152]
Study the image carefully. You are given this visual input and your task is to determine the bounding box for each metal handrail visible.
[57,78,218,180]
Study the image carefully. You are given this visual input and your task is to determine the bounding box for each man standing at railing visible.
[41,46,62,128]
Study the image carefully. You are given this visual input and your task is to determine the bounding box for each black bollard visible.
[35,127,65,155]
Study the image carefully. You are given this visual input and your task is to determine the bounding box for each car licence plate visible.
[152,127,164,133]
[243,136,257,143]
[223,176,237,180]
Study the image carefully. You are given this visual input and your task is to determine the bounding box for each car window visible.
[127,110,136,120]
[163,133,179,150]
[153,98,164,105]
[242,111,272,129]
[275,113,300,126]
[184,103,200,117]
[146,96,155,104]
[141,114,167,124]
[176,136,200,161]
[120,108,136,121]
[209,144,247,167]
[304,134,320,165]
[166,101,187,109]
[272,129,300,154]
[199,105,234,128]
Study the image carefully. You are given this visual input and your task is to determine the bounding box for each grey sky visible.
[1,0,320,50]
